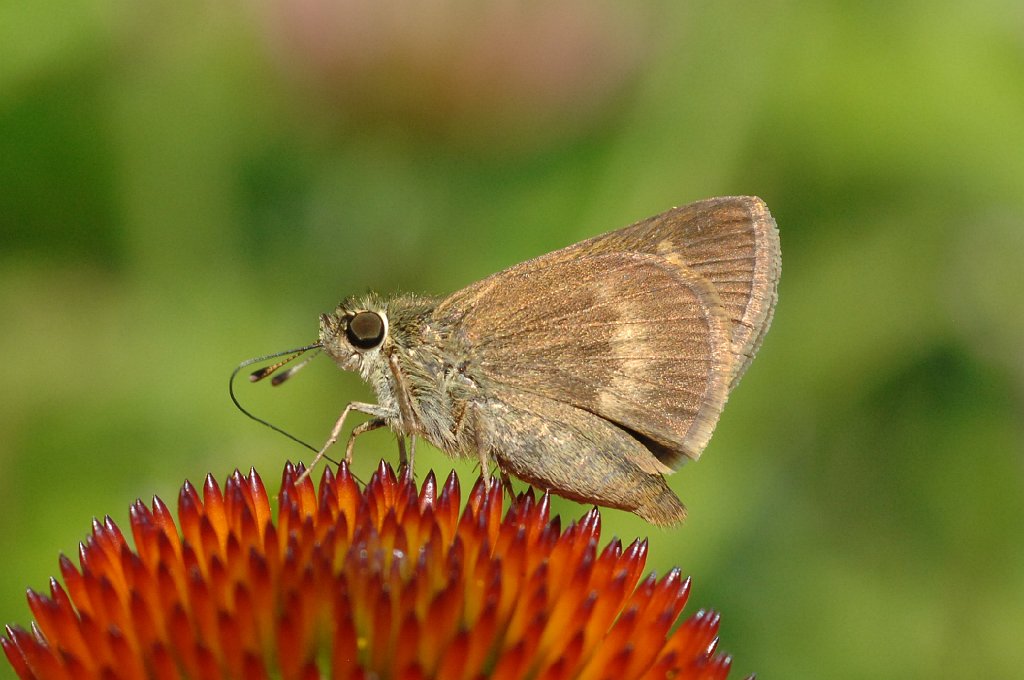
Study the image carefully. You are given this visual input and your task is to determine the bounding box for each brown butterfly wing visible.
[475,383,689,524]
[436,249,733,469]
[576,196,780,386]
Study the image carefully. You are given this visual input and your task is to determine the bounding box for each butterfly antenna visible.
[268,349,321,386]
[230,343,322,453]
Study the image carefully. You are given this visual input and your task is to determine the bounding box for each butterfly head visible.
[320,297,390,373]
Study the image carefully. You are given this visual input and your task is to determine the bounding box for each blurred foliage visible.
[1,1,1022,678]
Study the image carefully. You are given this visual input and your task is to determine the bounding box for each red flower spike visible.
[490,637,530,680]
[436,470,461,537]
[433,627,471,680]
[45,580,86,660]
[127,501,154,562]
[541,630,586,680]
[289,464,318,517]
[315,466,337,516]
[465,474,489,517]
[465,596,499,671]
[147,496,182,570]
[4,626,62,680]
[1,630,30,679]
[483,479,505,544]
[128,591,159,659]
[224,472,252,541]
[247,468,272,527]
[202,473,226,539]
[148,643,177,680]
[417,469,437,509]
[5,461,744,679]
[177,481,203,555]
[197,515,222,574]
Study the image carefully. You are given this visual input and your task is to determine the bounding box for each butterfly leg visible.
[393,436,417,482]
[470,403,495,486]
[478,450,492,484]
[394,435,417,469]
[345,417,387,463]
[499,469,515,496]
[296,401,390,484]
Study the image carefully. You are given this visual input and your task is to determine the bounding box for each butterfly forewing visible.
[436,250,733,469]
[574,196,780,386]
[434,196,779,470]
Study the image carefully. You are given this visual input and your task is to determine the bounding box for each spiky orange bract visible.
[3,462,739,680]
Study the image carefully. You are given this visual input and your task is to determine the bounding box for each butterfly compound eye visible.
[346,311,386,350]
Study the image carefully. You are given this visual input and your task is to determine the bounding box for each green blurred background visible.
[2,1,1022,677]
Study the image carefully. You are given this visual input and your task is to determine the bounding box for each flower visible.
[4,461,740,679]
[257,0,650,152]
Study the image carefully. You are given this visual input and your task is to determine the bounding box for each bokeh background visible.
[2,1,1022,677]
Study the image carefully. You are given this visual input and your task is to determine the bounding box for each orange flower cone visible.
[3,462,742,680]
